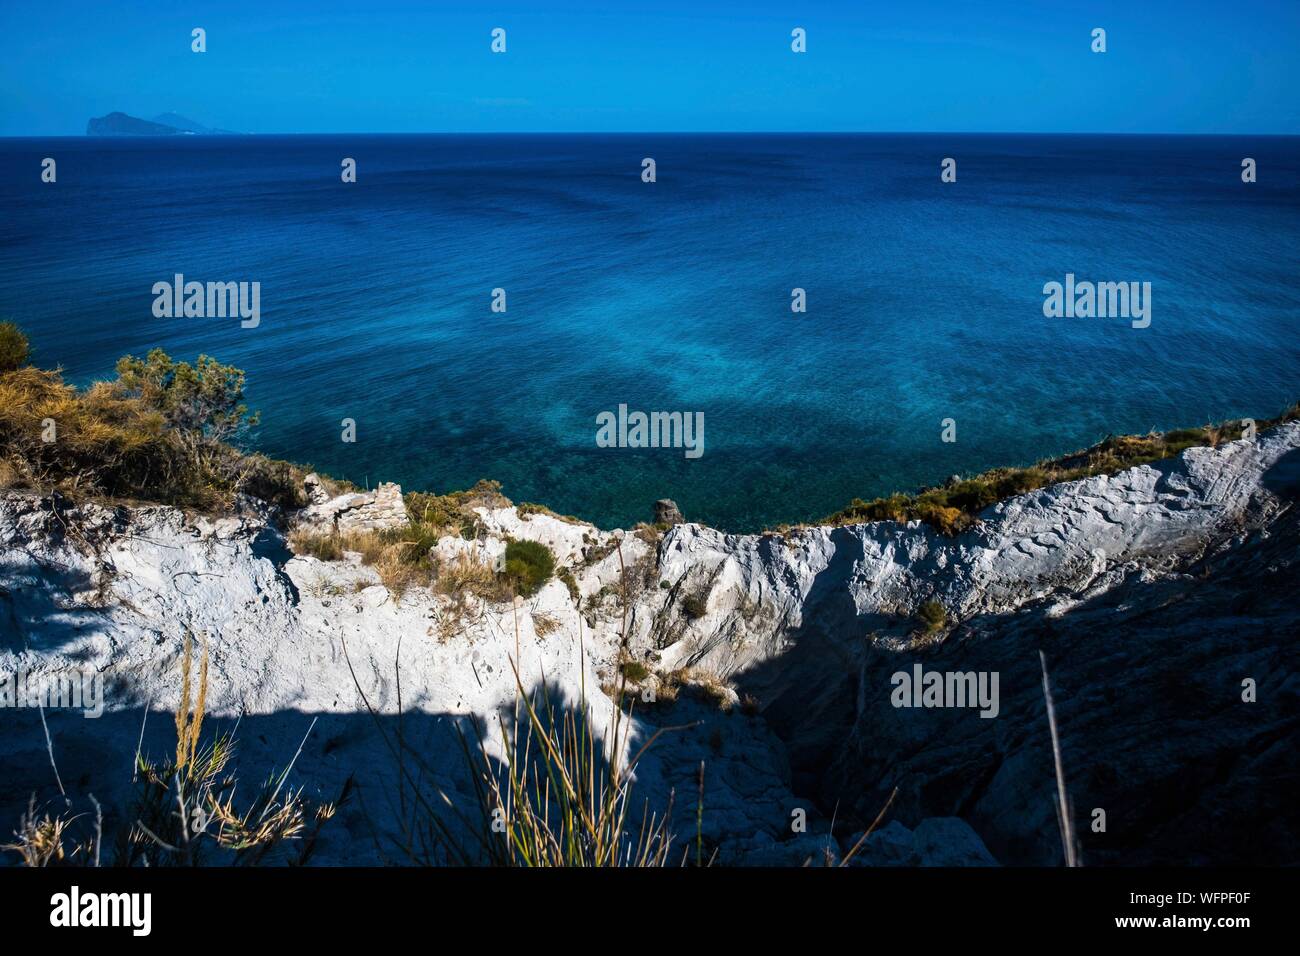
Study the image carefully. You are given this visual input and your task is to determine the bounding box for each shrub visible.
[914,502,969,536]
[941,479,998,512]
[114,348,259,461]
[406,491,475,539]
[233,453,307,511]
[620,660,651,682]
[994,467,1048,498]
[0,365,176,498]
[0,322,30,371]
[915,600,948,633]
[290,521,445,596]
[518,501,583,523]
[502,539,555,598]
[0,341,270,510]
[406,480,508,540]
[681,592,709,619]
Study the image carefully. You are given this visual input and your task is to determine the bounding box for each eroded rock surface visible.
[299,475,409,534]
[2,425,1297,865]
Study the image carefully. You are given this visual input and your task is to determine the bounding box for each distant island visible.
[86,111,240,136]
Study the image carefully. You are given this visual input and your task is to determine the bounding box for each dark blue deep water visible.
[1,134,1297,530]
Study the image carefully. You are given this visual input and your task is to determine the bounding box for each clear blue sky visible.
[2,0,1297,135]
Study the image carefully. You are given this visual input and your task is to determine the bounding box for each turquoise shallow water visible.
[0,133,1297,530]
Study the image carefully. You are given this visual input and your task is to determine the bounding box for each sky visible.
[1,0,1297,136]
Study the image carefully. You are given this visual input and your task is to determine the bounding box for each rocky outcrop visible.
[846,818,1000,866]
[654,499,684,526]
[86,112,183,136]
[2,425,1297,865]
[298,475,409,534]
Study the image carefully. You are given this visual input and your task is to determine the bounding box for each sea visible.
[1,133,1297,530]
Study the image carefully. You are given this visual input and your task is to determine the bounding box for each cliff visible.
[2,424,1297,865]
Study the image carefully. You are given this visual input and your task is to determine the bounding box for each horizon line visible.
[7,129,1300,139]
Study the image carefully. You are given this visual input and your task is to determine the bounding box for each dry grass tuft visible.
[532,611,563,637]
[288,523,446,595]
[434,551,504,602]
[288,528,344,561]
[5,628,348,868]
[174,630,209,773]
[2,802,82,866]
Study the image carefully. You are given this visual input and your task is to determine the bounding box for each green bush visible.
[941,479,998,512]
[503,539,555,597]
[915,600,948,633]
[913,502,969,536]
[619,660,651,682]
[115,348,259,446]
[681,593,708,619]
[0,322,30,372]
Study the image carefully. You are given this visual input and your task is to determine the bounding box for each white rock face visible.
[2,423,1297,865]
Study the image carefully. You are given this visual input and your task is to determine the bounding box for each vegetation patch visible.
[288,529,345,562]
[0,321,31,372]
[532,611,563,637]
[4,631,347,867]
[557,568,581,603]
[822,405,1300,536]
[0,325,304,511]
[517,501,584,524]
[681,592,709,619]
[502,538,555,598]
[289,524,442,595]
[915,599,948,634]
[6,321,1295,549]
[405,480,505,540]
[619,660,651,682]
